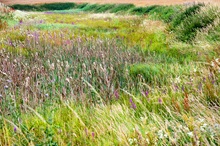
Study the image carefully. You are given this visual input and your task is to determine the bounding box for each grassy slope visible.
[0,3,220,145]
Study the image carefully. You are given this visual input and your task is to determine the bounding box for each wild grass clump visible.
[82,4,100,12]
[10,3,76,11]
[170,3,205,29]
[39,3,76,10]
[10,4,39,11]
[173,5,220,42]
[75,3,88,9]
[94,4,116,13]
[130,5,158,15]
[110,4,135,13]
[148,6,181,23]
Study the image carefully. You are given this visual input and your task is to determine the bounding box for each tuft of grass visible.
[110,4,135,13]
[39,2,76,10]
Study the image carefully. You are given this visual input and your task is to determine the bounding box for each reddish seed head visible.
[92,132,95,138]
[158,98,162,104]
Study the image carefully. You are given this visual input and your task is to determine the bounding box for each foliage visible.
[10,4,39,11]
[174,6,220,42]
[39,2,76,10]
[110,4,135,13]
[170,3,205,29]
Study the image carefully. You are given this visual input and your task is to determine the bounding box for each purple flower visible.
[4,85,9,90]
[129,98,136,109]
[71,22,74,25]
[158,98,162,104]
[114,90,119,100]
[19,19,23,24]
[92,132,95,138]
[182,85,185,92]
[14,127,17,133]
[142,91,149,97]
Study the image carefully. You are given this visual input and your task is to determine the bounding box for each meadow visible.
[0,2,220,145]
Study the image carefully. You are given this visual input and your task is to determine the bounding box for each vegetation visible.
[0,2,220,145]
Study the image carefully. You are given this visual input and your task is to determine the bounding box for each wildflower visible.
[14,127,17,133]
[91,132,95,138]
[4,85,8,90]
[66,78,70,83]
[45,93,49,97]
[157,130,167,139]
[114,90,119,100]
[211,61,215,67]
[129,98,136,109]
[128,138,134,145]
[200,123,208,132]
[187,132,193,138]
[143,91,149,97]
[146,138,150,144]
[175,76,181,83]
[19,19,23,24]
[158,98,162,104]
[6,79,12,83]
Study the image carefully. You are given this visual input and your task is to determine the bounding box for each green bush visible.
[82,4,100,11]
[148,6,180,22]
[10,4,39,11]
[171,3,204,29]
[75,3,88,9]
[175,6,220,42]
[110,4,135,13]
[129,64,163,84]
[130,5,159,15]
[39,3,76,10]
[94,4,116,13]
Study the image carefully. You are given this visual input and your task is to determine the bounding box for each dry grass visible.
[2,0,220,6]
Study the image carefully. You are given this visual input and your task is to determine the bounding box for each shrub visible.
[82,4,100,12]
[110,4,135,13]
[75,3,88,9]
[171,3,205,29]
[39,3,76,10]
[175,6,220,42]
[129,64,163,84]
[130,5,159,15]
[94,4,116,13]
[10,4,39,11]
[148,6,180,22]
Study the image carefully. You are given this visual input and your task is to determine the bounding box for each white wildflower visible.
[146,138,150,144]
[128,138,134,145]
[65,78,70,83]
[175,76,181,83]
[187,132,193,138]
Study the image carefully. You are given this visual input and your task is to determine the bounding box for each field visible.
[0,2,220,146]
[2,0,220,6]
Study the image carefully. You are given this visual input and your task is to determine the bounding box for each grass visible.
[1,2,220,145]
